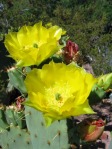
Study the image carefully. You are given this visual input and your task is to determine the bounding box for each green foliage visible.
[0,0,111,75]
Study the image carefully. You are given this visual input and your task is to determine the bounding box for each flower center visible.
[45,82,72,108]
[22,43,38,52]
[33,43,38,48]
[55,93,61,101]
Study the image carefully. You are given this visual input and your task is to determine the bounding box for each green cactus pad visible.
[0,107,9,130]
[88,84,106,105]
[25,106,70,149]
[0,125,33,149]
[97,73,112,90]
[7,67,27,95]
[5,108,18,126]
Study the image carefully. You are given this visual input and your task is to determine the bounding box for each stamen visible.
[55,93,61,101]
[33,43,38,48]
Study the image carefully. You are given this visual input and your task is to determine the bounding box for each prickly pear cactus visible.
[1,21,112,149]
[0,105,70,149]
[88,84,106,104]
[0,105,33,149]
[25,106,70,149]
[0,106,9,130]
[7,67,27,95]
[5,107,26,129]
[0,125,33,149]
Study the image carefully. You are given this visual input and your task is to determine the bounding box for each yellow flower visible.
[24,61,97,126]
[4,22,63,67]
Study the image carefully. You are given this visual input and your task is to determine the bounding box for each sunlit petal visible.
[24,61,97,125]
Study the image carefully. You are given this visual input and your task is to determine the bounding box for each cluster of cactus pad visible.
[0,104,69,149]
[0,63,112,149]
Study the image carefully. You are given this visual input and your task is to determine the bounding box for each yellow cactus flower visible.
[4,22,63,67]
[24,61,97,126]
